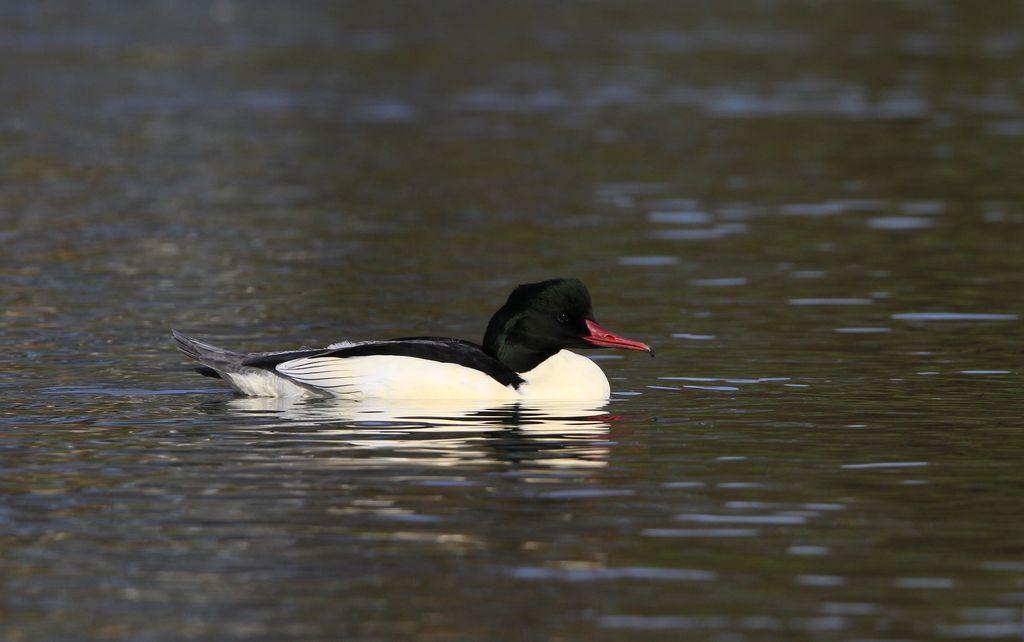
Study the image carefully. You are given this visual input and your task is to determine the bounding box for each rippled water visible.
[3,2,1024,640]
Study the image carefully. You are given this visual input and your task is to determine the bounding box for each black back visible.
[243,337,525,387]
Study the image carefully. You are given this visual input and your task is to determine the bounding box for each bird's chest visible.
[517,350,611,400]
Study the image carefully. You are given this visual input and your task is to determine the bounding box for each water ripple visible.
[893,312,1019,321]
[510,566,717,582]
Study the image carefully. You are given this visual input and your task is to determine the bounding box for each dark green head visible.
[483,278,652,372]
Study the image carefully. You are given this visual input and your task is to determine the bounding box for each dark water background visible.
[3,1,1024,640]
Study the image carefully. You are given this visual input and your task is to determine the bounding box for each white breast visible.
[517,350,611,400]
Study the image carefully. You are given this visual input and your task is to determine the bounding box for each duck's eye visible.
[557,312,569,323]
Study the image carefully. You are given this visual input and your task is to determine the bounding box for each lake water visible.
[3,2,1024,640]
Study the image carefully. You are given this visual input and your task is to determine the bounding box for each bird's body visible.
[173,278,651,401]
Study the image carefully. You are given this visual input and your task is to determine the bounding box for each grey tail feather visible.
[172,330,247,373]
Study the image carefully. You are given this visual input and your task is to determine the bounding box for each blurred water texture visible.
[2,1,1024,640]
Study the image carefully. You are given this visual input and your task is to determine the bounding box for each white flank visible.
[265,349,613,401]
[275,355,520,401]
[216,349,614,401]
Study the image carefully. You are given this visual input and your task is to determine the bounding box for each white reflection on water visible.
[690,277,749,287]
[643,528,759,538]
[677,514,807,525]
[797,574,846,587]
[961,370,1013,375]
[510,565,717,582]
[789,298,874,305]
[653,223,747,240]
[647,210,712,224]
[895,577,954,589]
[780,202,846,217]
[868,216,933,230]
[658,376,790,384]
[597,614,847,632]
[840,461,928,470]
[223,397,615,469]
[892,312,1019,321]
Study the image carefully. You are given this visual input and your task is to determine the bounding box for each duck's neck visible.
[488,341,557,374]
[483,312,556,373]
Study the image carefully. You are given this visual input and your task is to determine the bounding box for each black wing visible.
[242,337,524,388]
[242,347,338,368]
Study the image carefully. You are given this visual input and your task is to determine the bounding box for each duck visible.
[172,278,652,401]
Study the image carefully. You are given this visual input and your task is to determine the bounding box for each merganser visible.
[173,278,653,401]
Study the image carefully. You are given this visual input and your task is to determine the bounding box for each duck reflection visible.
[206,397,616,468]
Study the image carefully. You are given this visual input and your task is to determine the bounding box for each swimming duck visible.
[173,278,652,400]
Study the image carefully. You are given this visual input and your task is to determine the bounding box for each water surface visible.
[3,2,1024,640]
